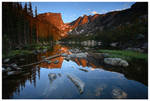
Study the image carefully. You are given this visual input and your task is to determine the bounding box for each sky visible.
[22,2,135,23]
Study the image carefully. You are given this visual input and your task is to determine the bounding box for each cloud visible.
[91,11,97,14]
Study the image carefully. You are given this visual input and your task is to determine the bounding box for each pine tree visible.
[28,2,33,17]
[35,6,37,17]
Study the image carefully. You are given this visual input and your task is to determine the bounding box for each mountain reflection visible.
[2,44,148,99]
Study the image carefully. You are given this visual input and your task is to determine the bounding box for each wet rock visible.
[69,52,88,58]
[61,53,68,57]
[112,88,127,99]
[47,60,52,64]
[6,67,12,71]
[64,56,70,61]
[7,71,21,76]
[79,68,88,72]
[19,58,25,61]
[67,74,85,94]
[11,63,17,68]
[41,56,46,59]
[53,60,59,64]
[104,58,129,67]
[43,49,47,53]
[4,58,10,63]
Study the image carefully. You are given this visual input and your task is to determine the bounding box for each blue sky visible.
[22,2,135,23]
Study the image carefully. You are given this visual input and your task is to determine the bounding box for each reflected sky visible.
[2,44,148,99]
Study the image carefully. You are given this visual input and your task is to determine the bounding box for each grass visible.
[3,43,53,58]
[3,50,33,58]
[98,49,148,62]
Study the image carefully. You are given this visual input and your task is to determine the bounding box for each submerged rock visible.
[104,58,129,67]
[79,68,88,72]
[48,73,57,83]
[67,74,85,94]
[112,88,127,99]
[53,60,59,64]
[4,58,10,63]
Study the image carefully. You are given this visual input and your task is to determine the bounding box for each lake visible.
[2,44,148,99]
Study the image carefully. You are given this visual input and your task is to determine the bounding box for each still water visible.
[3,44,148,99]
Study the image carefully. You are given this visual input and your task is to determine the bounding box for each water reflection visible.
[2,44,148,99]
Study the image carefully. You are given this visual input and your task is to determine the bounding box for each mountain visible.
[68,14,100,29]
[36,12,71,40]
[68,2,148,35]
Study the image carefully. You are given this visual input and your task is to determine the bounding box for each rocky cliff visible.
[68,2,148,35]
[36,12,71,41]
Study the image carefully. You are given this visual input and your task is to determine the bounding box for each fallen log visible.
[18,53,62,68]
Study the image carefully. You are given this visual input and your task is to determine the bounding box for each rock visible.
[11,63,17,68]
[142,43,148,49]
[88,53,104,60]
[61,53,68,57]
[6,67,12,71]
[110,42,118,47]
[67,74,85,94]
[70,52,88,58]
[79,68,88,72]
[112,88,127,99]
[7,71,21,76]
[126,47,144,53]
[43,49,47,53]
[19,58,25,61]
[102,53,109,58]
[4,58,10,63]
[48,73,57,83]
[104,58,129,67]
[136,34,145,40]
[64,56,70,61]
[47,60,52,64]
[53,60,59,64]
[41,56,46,59]
[37,50,41,53]
[2,67,6,72]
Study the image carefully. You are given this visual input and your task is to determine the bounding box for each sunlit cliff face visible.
[36,13,72,41]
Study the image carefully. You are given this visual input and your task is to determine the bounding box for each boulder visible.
[6,67,12,71]
[104,58,129,67]
[4,58,10,63]
[110,42,118,47]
